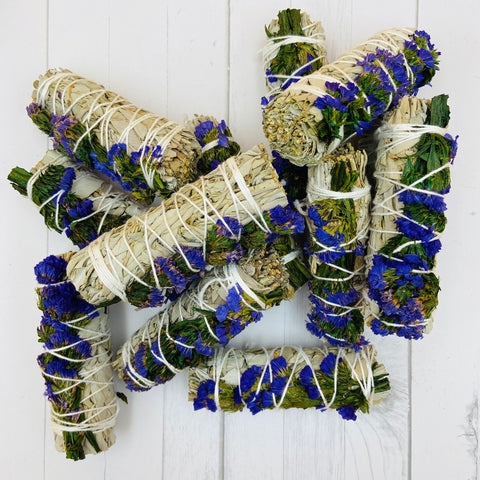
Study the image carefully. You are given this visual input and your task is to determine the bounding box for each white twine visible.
[208,346,376,411]
[375,123,449,155]
[201,137,233,154]
[307,184,371,204]
[282,249,301,265]
[35,70,186,191]
[87,155,273,302]
[38,281,119,435]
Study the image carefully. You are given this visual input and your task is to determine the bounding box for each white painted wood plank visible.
[44,1,110,476]
[3,1,476,478]
[225,2,291,478]
[229,0,291,151]
[166,0,230,124]
[224,410,284,480]
[47,1,110,84]
[292,0,353,60]
[280,3,351,478]
[105,2,169,477]
[161,2,229,478]
[351,0,418,46]
[108,0,169,116]
[106,303,166,478]
[412,3,480,479]
[0,1,48,478]
[343,4,417,479]
[344,334,410,480]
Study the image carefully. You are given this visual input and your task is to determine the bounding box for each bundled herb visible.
[262,9,327,202]
[29,68,201,204]
[120,202,304,309]
[305,145,371,349]
[8,150,145,247]
[365,95,457,339]
[115,241,310,391]
[35,253,118,460]
[263,29,440,166]
[186,115,240,174]
[66,145,295,306]
[262,8,327,99]
[188,345,389,417]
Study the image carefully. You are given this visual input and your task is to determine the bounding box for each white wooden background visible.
[1,0,478,478]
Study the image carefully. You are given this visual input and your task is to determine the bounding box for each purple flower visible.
[299,365,321,400]
[337,405,358,421]
[175,335,193,358]
[233,386,243,405]
[225,286,242,313]
[229,319,243,337]
[107,143,127,164]
[424,239,442,257]
[417,48,435,69]
[133,343,149,378]
[146,288,166,308]
[265,68,277,83]
[215,304,229,322]
[178,246,206,270]
[308,205,328,227]
[67,198,93,219]
[58,167,76,193]
[26,102,41,117]
[193,379,217,412]
[445,134,459,162]
[216,217,244,239]
[194,334,214,356]
[34,255,67,284]
[315,95,348,113]
[270,375,287,396]
[225,246,244,263]
[194,121,214,144]
[320,352,338,377]
[155,257,187,293]
[269,356,287,377]
[240,365,262,393]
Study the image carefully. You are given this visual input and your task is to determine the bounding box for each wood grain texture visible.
[163,2,227,478]
[225,3,287,478]
[45,1,111,476]
[0,1,49,478]
[0,1,477,479]
[412,1,480,479]
[282,2,351,478]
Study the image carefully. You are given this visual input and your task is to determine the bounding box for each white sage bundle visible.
[67,145,288,306]
[35,253,118,460]
[305,144,371,349]
[9,150,145,247]
[365,94,457,339]
[188,345,390,417]
[29,68,201,203]
[114,244,309,391]
[263,29,440,166]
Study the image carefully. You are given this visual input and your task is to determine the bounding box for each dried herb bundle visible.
[263,29,439,166]
[29,68,201,203]
[188,345,389,416]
